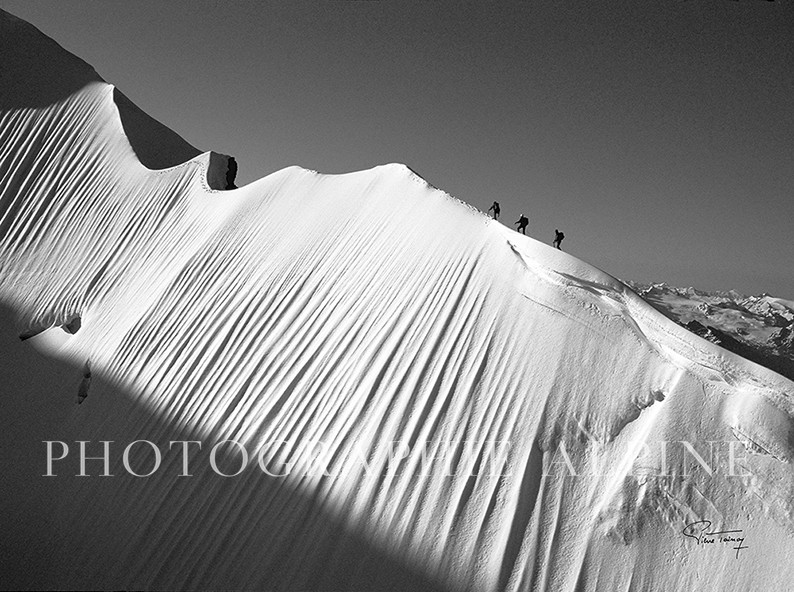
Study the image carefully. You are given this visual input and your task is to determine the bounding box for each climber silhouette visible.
[515,215,529,235]
[553,229,564,250]
[488,201,500,220]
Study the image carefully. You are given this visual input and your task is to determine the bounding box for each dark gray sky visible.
[3,1,792,297]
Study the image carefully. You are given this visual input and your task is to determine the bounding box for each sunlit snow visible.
[1,9,792,592]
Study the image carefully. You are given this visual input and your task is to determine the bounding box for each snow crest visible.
[2,9,794,591]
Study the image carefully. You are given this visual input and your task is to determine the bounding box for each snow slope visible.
[1,9,793,591]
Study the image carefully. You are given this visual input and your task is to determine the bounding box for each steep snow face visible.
[2,10,794,592]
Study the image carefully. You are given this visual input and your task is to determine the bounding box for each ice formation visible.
[1,9,792,591]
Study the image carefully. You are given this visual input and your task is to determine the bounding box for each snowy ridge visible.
[1,10,794,591]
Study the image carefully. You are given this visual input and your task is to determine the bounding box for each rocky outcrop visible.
[206,152,238,190]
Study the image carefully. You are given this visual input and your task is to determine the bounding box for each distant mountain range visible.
[627,281,794,381]
[2,8,793,591]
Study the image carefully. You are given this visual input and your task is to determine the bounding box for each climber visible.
[553,229,564,250]
[488,201,500,220]
[515,214,529,235]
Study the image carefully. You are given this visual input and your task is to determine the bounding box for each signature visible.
[682,520,748,559]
